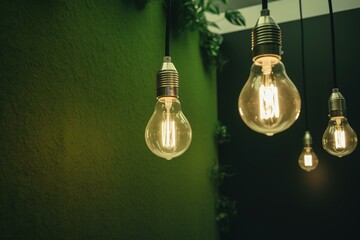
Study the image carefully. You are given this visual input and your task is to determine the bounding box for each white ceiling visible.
[207,0,360,34]
[218,0,279,12]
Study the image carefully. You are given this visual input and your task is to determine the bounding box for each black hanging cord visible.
[165,0,171,56]
[262,0,268,10]
[328,0,338,88]
[299,0,309,131]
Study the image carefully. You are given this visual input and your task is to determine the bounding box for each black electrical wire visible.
[165,0,171,56]
[262,0,268,10]
[328,0,338,88]
[299,0,309,131]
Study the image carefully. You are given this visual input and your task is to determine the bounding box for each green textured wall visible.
[0,1,219,239]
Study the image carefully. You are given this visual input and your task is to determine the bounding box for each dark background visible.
[217,8,360,240]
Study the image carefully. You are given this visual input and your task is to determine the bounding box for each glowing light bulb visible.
[322,88,357,157]
[239,58,301,136]
[145,97,192,160]
[238,8,301,136]
[298,131,319,172]
[145,57,192,160]
[322,117,357,157]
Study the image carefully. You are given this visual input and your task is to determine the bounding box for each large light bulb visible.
[239,58,301,136]
[322,88,357,157]
[145,57,192,160]
[238,8,301,136]
[298,131,319,172]
[145,97,192,160]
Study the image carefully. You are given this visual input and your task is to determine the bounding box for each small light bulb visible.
[298,131,319,172]
[322,88,357,157]
[322,116,357,157]
[239,59,301,136]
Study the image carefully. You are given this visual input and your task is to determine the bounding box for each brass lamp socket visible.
[328,88,346,117]
[156,56,179,98]
[303,131,312,147]
[252,9,282,62]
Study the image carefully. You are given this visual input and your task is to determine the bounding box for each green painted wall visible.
[0,1,219,239]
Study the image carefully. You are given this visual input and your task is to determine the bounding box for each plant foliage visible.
[212,120,237,234]
[216,196,238,234]
[138,0,246,69]
[210,162,234,187]
[215,120,231,144]
[178,0,246,68]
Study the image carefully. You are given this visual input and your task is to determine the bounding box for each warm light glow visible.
[298,147,319,172]
[334,123,346,149]
[161,101,176,149]
[145,97,192,160]
[259,80,280,120]
[238,60,301,136]
[304,154,313,167]
[322,116,357,157]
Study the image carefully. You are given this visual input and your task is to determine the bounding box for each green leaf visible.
[206,5,220,14]
[207,21,220,29]
[225,10,246,26]
[199,0,205,8]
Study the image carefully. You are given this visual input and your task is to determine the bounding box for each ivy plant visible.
[215,120,231,144]
[216,196,238,234]
[211,121,238,234]
[210,161,234,187]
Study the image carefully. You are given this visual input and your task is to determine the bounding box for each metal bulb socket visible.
[328,88,346,117]
[156,56,179,98]
[252,9,282,63]
[303,131,312,147]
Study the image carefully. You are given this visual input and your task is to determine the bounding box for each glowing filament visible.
[259,83,280,120]
[161,100,176,149]
[335,128,346,149]
[161,119,176,149]
[304,154,313,167]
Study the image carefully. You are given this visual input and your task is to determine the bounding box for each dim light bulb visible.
[322,88,357,157]
[298,131,319,172]
[239,58,301,136]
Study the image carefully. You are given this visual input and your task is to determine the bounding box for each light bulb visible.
[145,97,192,160]
[322,88,357,157]
[322,117,357,157]
[238,9,301,136]
[239,59,301,136]
[145,57,192,160]
[298,131,319,172]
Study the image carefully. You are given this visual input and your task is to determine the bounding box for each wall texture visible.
[217,8,360,240]
[0,1,219,239]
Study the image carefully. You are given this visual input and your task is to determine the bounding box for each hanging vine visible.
[211,121,238,234]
